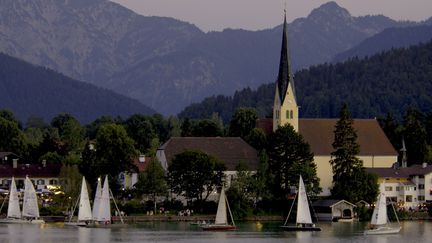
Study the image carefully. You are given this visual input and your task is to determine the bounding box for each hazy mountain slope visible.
[0,0,417,114]
[179,41,432,122]
[105,2,409,114]
[0,53,154,124]
[0,0,202,84]
[333,24,432,62]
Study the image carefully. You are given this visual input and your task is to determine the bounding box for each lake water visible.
[0,221,430,243]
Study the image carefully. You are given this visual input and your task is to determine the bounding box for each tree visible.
[191,120,224,137]
[124,114,158,154]
[403,108,430,164]
[267,124,320,198]
[0,117,27,156]
[80,124,138,191]
[246,128,267,151]
[50,113,85,153]
[228,108,258,138]
[226,162,255,218]
[330,103,378,202]
[167,151,226,208]
[135,158,167,213]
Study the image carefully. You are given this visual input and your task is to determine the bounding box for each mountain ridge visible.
[0,52,155,124]
[0,0,424,114]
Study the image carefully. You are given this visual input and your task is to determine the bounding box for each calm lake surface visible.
[0,221,430,243]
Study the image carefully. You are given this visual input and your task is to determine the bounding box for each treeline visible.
[179,40,432,123]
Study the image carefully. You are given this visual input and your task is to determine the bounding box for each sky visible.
[111,0,432,32]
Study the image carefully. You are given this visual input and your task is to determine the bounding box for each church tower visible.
[273,13,299,132]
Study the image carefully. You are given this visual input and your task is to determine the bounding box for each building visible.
[313,199,356,221]
[156,137,259,185]
[257,13,398,196]
[367,163,432,208]
[118,154,152,190]
[0,152,61,192]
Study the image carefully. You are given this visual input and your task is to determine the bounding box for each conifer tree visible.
[330,103,378,202]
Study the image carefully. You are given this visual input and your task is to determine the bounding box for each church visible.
[257,14,398,196]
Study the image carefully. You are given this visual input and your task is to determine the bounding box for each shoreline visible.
[41,214,431,223]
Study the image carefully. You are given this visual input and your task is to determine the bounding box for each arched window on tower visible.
[286,110,290,119]
[290,110,293,119]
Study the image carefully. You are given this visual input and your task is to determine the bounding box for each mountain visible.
[0,0,417,114]
[179,40,432,122]
[0,52,155,124]
[333,24,432,62]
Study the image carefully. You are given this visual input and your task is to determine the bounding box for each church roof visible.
[256,118,397,156]
[158,137,259,171]
[299,119,397,156]
[276,13,296,103]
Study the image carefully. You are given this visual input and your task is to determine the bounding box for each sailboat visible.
[365,184,401,235]
[22,176,45,224]
[201,186,236,231]
[88,175,124,227]
[281,175,321,231]
[0,177,44,224]
[0,177,23,223]
[65,176,93,226]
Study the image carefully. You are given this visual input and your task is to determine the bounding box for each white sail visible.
[92,177,102,221]
[97,175,111,222]
[214,187,228,225]
[7,177,21,219]
[296,176,313,224]
[22,177,40,218]
[371,184,387,226]
[78,177,93,221]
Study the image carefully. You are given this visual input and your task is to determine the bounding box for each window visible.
[418,175,424,178]
[385,186,393,191]
[406,195,413,202]
[49,179,58,185]
[419,184,425,190]
[418,195,425,201]
[286,110,290,119]
[37,179,45,185]
[396,186,400,191]
[290,110,293,119]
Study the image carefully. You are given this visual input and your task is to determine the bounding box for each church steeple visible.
[273,11,299,132]
[276,12,295,104]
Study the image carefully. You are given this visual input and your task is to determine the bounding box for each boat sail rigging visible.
[281,175,320,231]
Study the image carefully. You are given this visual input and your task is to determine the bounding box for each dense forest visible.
[179,40,432,123]
[0,53,155,123]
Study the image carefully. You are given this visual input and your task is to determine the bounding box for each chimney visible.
[12,159,18,169]
[42,160,46,167]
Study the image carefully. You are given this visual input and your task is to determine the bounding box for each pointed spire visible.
[276,10,295,103]
[401,137,407,168]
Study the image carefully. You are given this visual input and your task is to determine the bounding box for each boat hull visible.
[365,226,401,235]
[280,225,321,231]
[201,224,237,231]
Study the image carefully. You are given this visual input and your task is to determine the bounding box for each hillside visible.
[0,53,155,124]
[333,24,432,62]
[0,0,414,114]
[179,41,432,122]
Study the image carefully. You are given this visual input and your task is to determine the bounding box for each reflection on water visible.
[0,221,430,243]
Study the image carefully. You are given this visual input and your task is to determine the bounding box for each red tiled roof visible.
[299,119,397,156]
[0,163,62,178]
[132,156,153,172]
[159,137,259,171]
[256,118,397,156]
